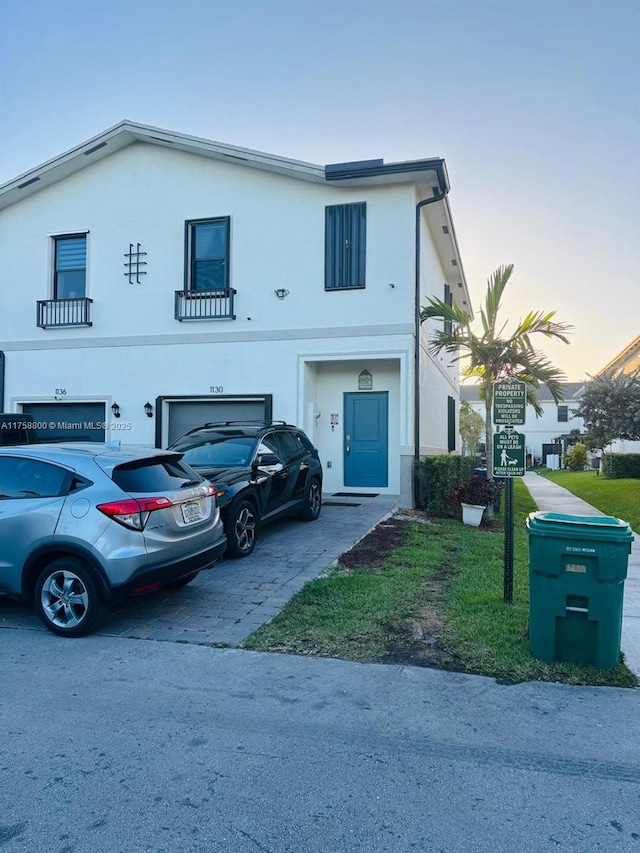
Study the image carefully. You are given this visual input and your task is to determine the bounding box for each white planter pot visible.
[461,502,485,528]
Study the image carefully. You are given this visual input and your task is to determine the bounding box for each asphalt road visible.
[1,631,639,853]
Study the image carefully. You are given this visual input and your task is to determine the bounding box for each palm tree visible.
[420,264,572,511]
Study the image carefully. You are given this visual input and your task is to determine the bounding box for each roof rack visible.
[199,420,290,429]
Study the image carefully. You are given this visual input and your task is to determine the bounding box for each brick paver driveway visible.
[0,495,399,647]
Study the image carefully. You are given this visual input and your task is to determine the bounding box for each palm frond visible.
[419,297,471,327]
[482,264,514,332]
[513,311,573,344]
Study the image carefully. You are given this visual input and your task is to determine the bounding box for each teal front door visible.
[344,392,388,487]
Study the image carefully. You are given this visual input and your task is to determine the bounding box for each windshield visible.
[175,436,256,468]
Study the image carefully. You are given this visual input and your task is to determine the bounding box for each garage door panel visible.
[168,400,269,444]
[23,403,106,442]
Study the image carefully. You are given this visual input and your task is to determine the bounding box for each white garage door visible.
[167,398,271,444]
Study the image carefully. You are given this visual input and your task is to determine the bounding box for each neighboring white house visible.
[460,382,585,465]
[594,335,640,455]
[0,121,472,506]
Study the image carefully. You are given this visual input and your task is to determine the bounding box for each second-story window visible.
[187,217,230,291]
[54,235,86,299]
[325,202,366,290]
[557,405,568,422]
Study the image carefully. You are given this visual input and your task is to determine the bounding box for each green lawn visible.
[535,469,639,532]
[244,480,637,687]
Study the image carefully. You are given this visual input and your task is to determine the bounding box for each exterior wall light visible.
[144,401,153,418]
[111,402,121,418]
[274,289,290,299]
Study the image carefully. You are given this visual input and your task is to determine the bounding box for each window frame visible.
[557,405,569,423]
[444,284,453,335]
[325,202,367,291]
[447,395,456,452]
[52,233,87,300]
[184,217,231,292]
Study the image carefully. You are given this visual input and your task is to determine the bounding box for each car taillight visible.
[203,483,222,500]
[97,497,172,531]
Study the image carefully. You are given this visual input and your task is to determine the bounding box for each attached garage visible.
[22,402,107,442]
[160,395,273,445]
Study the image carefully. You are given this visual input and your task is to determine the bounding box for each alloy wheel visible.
[40,569,90,630]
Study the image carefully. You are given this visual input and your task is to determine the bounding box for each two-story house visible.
[0,121,471,506]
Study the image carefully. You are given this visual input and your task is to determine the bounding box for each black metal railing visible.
[37,297,93,328]
[174,288,236,321]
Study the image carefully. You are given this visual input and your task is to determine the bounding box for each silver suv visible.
[0,443,226,637]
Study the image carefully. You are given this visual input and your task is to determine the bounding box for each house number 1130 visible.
[209,386,224,394]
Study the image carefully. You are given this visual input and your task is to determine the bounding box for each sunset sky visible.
[1,0,638,380]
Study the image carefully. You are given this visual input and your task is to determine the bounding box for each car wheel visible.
[163,571,200,590]
[35,557,107,638]
[226,499,258,558]
[300,478,322,521]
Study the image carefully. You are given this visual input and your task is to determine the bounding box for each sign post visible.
[493,428,526,602]
[492,380,527,603]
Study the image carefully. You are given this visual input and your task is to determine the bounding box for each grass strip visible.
[243,480,637,687]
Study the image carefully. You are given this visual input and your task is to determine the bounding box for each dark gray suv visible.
[169,421,322,558]
[0,443,226,637]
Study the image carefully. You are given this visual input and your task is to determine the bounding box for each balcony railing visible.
[37,297,93,329]
[175,288,236,321]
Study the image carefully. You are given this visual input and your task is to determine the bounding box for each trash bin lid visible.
[526,512,633,542]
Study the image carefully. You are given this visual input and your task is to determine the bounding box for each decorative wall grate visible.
[124,243,147,283]
[174,289,236,321]
[37,298,93,328]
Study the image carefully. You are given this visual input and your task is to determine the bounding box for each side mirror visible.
[254,452,280,467]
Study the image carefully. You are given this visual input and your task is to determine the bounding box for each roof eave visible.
[0,122,460,211]
[0,120,328,210]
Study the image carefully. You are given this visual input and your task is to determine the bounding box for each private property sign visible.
[493,379,527,425]
[493,429,526,477]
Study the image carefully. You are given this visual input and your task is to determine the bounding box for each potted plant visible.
[451,475,502,527]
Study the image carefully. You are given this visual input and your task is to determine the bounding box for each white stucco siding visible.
[414,209,459,456]
[5,331,413,497]
[1,144,417,343]
[520,407,584,459]
[299,354,408,495]
[0,139,471,507]
[418,350,457,455]
[417,207,458,377]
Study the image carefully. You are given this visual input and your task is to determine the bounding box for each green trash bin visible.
[526,512,633,668]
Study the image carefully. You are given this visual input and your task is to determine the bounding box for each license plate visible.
[181,501,203,524]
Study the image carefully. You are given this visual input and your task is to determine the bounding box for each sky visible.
[0,0,638,381]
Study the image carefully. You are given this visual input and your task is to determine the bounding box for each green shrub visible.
[415,454,476,517]
[565,442,588,471]
[601,453,640,479]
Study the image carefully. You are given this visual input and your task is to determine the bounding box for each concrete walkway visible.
[523,472,640,677]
